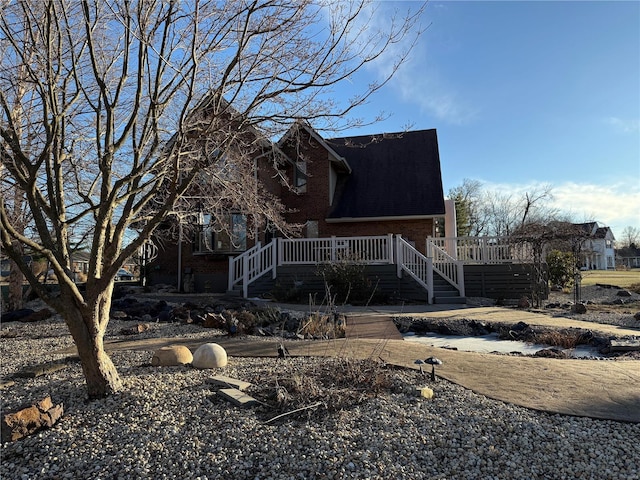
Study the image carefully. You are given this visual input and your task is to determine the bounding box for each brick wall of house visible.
[321,220,435,254]
[148,239,234,292]
[279,128,333,229]
[278,128,435,254]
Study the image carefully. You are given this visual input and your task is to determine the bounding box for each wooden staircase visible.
[432,273,466,304]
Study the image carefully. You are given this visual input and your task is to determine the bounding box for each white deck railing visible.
[278,235,394,265]
[229,234,488,300]
[430,236,534,264]
[396,236,433,303]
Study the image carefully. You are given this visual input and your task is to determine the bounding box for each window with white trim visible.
[194,213,247,254]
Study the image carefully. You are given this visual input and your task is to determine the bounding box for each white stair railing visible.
[396,236,433,303]
[426,239,465,297]
[228,240,278,297]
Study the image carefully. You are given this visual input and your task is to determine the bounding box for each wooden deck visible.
[343,315,403,340]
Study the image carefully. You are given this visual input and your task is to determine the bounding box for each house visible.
[277,123,455,249]
[148,116,548,303]
[148,121,458,299]
[574,222,616,270]
[616,243,640,269]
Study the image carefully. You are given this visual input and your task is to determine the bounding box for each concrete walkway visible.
[63,303,640,423]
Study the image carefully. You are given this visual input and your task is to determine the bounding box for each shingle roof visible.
[325,129,445,219]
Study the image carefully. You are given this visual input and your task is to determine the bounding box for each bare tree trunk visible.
[8,241,24,311]
[63,290,123,398]
[8,187,25,311]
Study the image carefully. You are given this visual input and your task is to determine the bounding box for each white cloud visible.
[604,116,640,133]
[356,3,477,125]
[483,180,640,237]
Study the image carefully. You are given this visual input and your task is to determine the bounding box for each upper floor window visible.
[294,160,307,193]
[194,213,247,254]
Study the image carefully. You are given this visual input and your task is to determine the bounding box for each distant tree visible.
[618,226,640,248]
[0,0,423,398]
[448,180,561,237]
[448,178,482,237]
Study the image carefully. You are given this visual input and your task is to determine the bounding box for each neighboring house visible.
[615,244,640,269]
[574,222,616,270]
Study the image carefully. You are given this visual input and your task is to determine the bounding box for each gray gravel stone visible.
[1,302,639,479]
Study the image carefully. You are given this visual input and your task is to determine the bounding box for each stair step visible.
[434,296,466,304]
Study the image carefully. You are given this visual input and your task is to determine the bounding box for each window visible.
[306,220,318,238]
[294,160,307,193]
[194,213,247,254]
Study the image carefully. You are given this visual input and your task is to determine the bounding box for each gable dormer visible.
[277,121,351,206]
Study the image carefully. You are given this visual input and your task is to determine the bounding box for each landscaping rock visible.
[19,308,54,322]
[534,348,567,359]
[192,343,228,369]
[617,290,632,297]
[151,345,193,366]
[1,309,34,322]
[571,303,587,314]
[14,361,68,378]
[120,323,150,335]
[217,388,259,408]
[1,396,64,442]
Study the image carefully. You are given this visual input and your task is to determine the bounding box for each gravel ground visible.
[2,292,640,479]
[541,284,640,328]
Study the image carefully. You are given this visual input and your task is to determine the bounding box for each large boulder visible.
[151,345,193,366]
[192,343,228,369]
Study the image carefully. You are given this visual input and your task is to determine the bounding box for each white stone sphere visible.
[192,343,228,369]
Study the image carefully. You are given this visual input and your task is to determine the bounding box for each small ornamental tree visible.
[546,250,575,289]
[0,0,423,398]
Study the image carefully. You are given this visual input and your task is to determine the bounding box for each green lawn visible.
[580,269,640,289]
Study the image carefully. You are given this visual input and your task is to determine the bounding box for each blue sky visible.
[335,1,640,239]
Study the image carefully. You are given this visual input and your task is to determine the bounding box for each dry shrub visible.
[297,312,345,339]
[535,330,582,349]
[255,357,394,419]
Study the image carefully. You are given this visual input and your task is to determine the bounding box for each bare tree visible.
[618,226,640,248]
[449,180,561,237]
[0,0,423,398]
[511,221,588,307]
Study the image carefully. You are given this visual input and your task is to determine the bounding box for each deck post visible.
[396,234,402,278]
[228,256,234,291]
[331,236,337,262]
[271,239,277,279]
[427,257,434,304]
[387,233,394,264]
[277,238,283,267]
[242,253,249,298]
[457,261,465,297]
